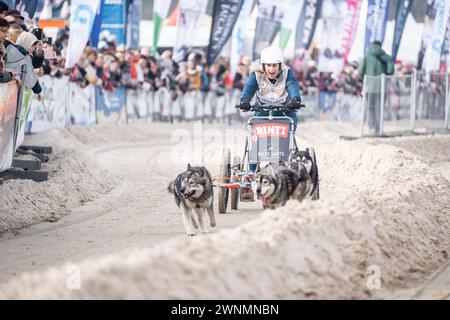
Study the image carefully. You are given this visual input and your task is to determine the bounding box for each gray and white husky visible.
[168,164,216,236]
[254,153,318,209]
[254,163,300,210]
[288,148,320,201]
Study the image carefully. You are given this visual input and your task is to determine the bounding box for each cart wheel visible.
[309,147,320,200]
[218,148,231,214]
[230,156,240,210]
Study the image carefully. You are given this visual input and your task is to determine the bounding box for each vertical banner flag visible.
[153,0,172,56]
[65,0,101,69]
[318,0,348,72]
[425,0,450,72]
[391,0,413,62]
[90,0,104,48]
[174,0,208,62]
[15,0,46,20]
[230,0,254,78]
[207,0,243,65]
[417,0,440,70]
[440,12,450,71]
[342,0,362,63]
[127,0,141,49]
[99,0,126,47]
[364,0,390,52]
[294,0,323,58]
[50,0,69,18]
[279,0,304,51]
[253,0,287,61]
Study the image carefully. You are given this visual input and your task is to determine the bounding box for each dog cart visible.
[214,103,319,214]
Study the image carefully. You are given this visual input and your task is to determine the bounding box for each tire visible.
[309,147,320,200]
[230,155,240,210]
[218,148,231,214]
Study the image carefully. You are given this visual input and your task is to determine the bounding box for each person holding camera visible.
[4,29,43,101]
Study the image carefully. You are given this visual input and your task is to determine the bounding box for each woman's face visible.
[88,52,97,63]
[264,63,280,79]
[187,60,195,69]
[28,43,37,55]
[138,58,147,68]
[110,61,119,72]
[209,64,218,74]
[0,26,9,42]
[96,57,104,68]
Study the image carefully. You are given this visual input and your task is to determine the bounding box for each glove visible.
[287,97,302,109]
[239,98,251,110]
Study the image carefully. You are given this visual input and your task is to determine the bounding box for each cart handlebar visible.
[236,103,306,113]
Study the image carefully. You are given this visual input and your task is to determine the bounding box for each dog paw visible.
[186,232,196,237]
[210,221,216,228]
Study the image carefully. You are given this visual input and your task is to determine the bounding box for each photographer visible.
[16,32,45,69]
[5,30,43,100]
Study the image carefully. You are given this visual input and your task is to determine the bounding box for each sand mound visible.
[0,127,116,235]
[1,135,449,299]
[370,134,450,164]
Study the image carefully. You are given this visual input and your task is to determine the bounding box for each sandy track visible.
[0,126,261,283]
[0,122,449,299]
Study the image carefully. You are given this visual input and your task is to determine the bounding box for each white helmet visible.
[260,46,283,65]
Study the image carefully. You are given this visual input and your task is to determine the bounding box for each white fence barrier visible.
[27,75,68,134]
[361,71,450,136]
[66,82,96,126]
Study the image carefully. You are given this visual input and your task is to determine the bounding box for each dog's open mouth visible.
[258,194,268,203]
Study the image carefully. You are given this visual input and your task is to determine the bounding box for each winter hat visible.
[16,32,38,51]
[0,1,9,14]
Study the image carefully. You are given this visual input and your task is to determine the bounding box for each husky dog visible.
[168,164,216,236]
[289,148,320,201]
[285,161,313,202]
[254,164,299,210]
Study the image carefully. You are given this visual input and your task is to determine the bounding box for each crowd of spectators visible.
[0,0,442,124]
[0,4,46,100]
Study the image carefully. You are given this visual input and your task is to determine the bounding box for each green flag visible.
[279,0,304,50]
[153,0,171,56]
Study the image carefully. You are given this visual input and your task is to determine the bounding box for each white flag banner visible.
[173,0,208,62]
[230,0,254,78]
[153,0,173,55]
[279,0,304,50]
[318,0,349,72]
[154,0,171,19]
[65,0,101,69]
[425,0,450,72]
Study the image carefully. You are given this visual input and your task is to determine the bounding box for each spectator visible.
[359,40,394,134]
[0,17,14,83]
[4,9,25,29]
[4,26,42,99]
[16,32,44,68]
[7,23,23,43]
[0,1,8,16]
